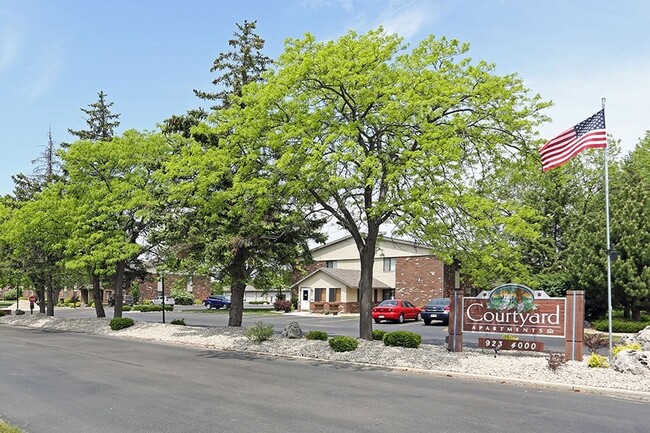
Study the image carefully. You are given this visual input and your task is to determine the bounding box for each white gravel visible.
[2,314,649,399]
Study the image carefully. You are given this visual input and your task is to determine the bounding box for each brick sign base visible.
[478,338,545,352]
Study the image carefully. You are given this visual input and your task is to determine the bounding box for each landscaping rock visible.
[636,326,650,350]
[613,350,650,375]
[280,321,302,339]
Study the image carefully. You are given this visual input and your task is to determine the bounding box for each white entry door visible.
[300,288,311,311]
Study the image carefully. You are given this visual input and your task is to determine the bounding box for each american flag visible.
[539,109,607,171]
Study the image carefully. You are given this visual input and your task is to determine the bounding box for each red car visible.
[372,299,421,324]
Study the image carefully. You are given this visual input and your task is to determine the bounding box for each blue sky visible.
[1,0,649,195]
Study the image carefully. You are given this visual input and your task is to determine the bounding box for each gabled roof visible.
[291,267,391,289]
[310,234,432,254]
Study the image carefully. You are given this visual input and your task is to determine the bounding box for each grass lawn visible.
[0,301,14,307]
[0,420,22,433]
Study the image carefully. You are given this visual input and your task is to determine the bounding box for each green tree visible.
[67,90,120,142]
[162,20,271,139]
[61,130,179,317]
[208,29,550,339]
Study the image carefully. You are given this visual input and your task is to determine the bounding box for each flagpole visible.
[602,97,613,362]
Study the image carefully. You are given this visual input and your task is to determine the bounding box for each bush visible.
[291,296,299,310]
[328,336,359,352]
[249,300,269,305]
[245,321,274,342]
[372,330,387,341]
[3,292,17,301]
[0,310,5,317]
[133,305,173,312]
[383,331,422,348]
[547,352,566,372]
[170,319,186,326]
[612,342,642,357]
[110,317,135,331]
[273,299,292,312]
[122,305,132,311]
[306,330,328,341]
[172,292,194,305]
[587,353,610,368]
[583,332,608,354]
[592,319,650,333]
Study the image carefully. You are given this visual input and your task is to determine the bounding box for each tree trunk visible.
[92,273,106,318]
[36,286,46,314]
[632,305,642,322]
[358,225,379,341]
[228,253,247,327]
[46,273,55,316]
[113,260,125,318]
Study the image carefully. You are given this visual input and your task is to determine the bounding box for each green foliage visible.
[170,318,186,326]
[502,334,519,341]
[2,292,17,301]
[67,90,120,142]
[171,291,194,306]
[372,330,387,341]
[328,336,359,352]
[130,281,140,305]
[109,317,135,330]
[305,330,328,341]
[245,321,274,342]
[592,319,650,333]
[612,342,643,357]
[383,331,422,348]
[0,419,23,433]
[0,310,5,316]
[132,304,173,312]
[122,305,131,311]
[587,354,610,368]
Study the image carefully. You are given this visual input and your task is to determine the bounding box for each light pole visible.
[161,271,166,324]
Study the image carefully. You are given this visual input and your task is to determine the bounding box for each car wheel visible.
[397,314,404,324]
[374,318,381,324]
[207,304,212,309]
[423,319,431,326]
[415,313,420,321]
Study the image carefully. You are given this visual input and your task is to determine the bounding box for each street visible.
[0,326,646,433]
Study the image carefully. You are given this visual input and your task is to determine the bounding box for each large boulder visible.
[635,326,650,350]
[612,350,650,375]
[280,321,302,339]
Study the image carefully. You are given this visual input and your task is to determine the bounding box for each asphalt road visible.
[1,326,647,433]
[51,305,578,353]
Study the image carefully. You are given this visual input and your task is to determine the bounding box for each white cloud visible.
[22,43,63,101]
[0,12,24,73]
[378,0,437,39]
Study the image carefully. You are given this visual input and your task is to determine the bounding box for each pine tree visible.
[12,126,61,201]
[161,20,271,138]
[67,91,120,143]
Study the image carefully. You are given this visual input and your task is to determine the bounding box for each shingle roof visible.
[291,267,391,289]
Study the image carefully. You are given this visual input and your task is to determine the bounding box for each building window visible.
[382,288,395,301]
[383,258,396,272]
[325,260,337,268]
[314,288,325,302]
[328,288,341,302]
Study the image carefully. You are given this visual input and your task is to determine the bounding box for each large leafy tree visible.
[164,21,323,327]
[61,130,179,317]
[212,29,550,339]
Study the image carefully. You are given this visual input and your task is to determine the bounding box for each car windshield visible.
[378,300,398,307]
[427,298,450,307]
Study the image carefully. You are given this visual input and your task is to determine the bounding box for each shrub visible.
[383,331,422,348]
[110,317,135,331]
[547,352,566,372]
[502,334,519,341]
[583,332,608,354]
[249,300,269,305]
[592,319,650,333]
[170,319,186,326]
[372,330,387,341]
[306,330,328,341]
[133,305,173,312]
[273,299,292,312]
[122,305,131,311]
[0,310,5,316]
[328,336,359,352]
[245,321,274,342]
[612,342,642,357]
[291,295,299,310]
[171,292,194,305]
[587,354,610,368]
[3,292,17,301]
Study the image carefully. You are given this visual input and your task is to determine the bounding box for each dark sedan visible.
[421,298,450,325]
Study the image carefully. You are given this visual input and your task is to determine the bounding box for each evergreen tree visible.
[161,20,271,138]
[67,91,120,143]
[11,126,61,201]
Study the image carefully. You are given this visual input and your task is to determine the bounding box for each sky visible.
[1,0,649,196]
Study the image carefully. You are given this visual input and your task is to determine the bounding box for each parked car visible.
[421,298,450,325]
[151,296,175,306]
[372,299,420,324]
[203,295,231,309]
[108,295,133,307]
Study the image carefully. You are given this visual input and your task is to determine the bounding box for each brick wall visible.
[395,256,445,307]
[137,274,212,303]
